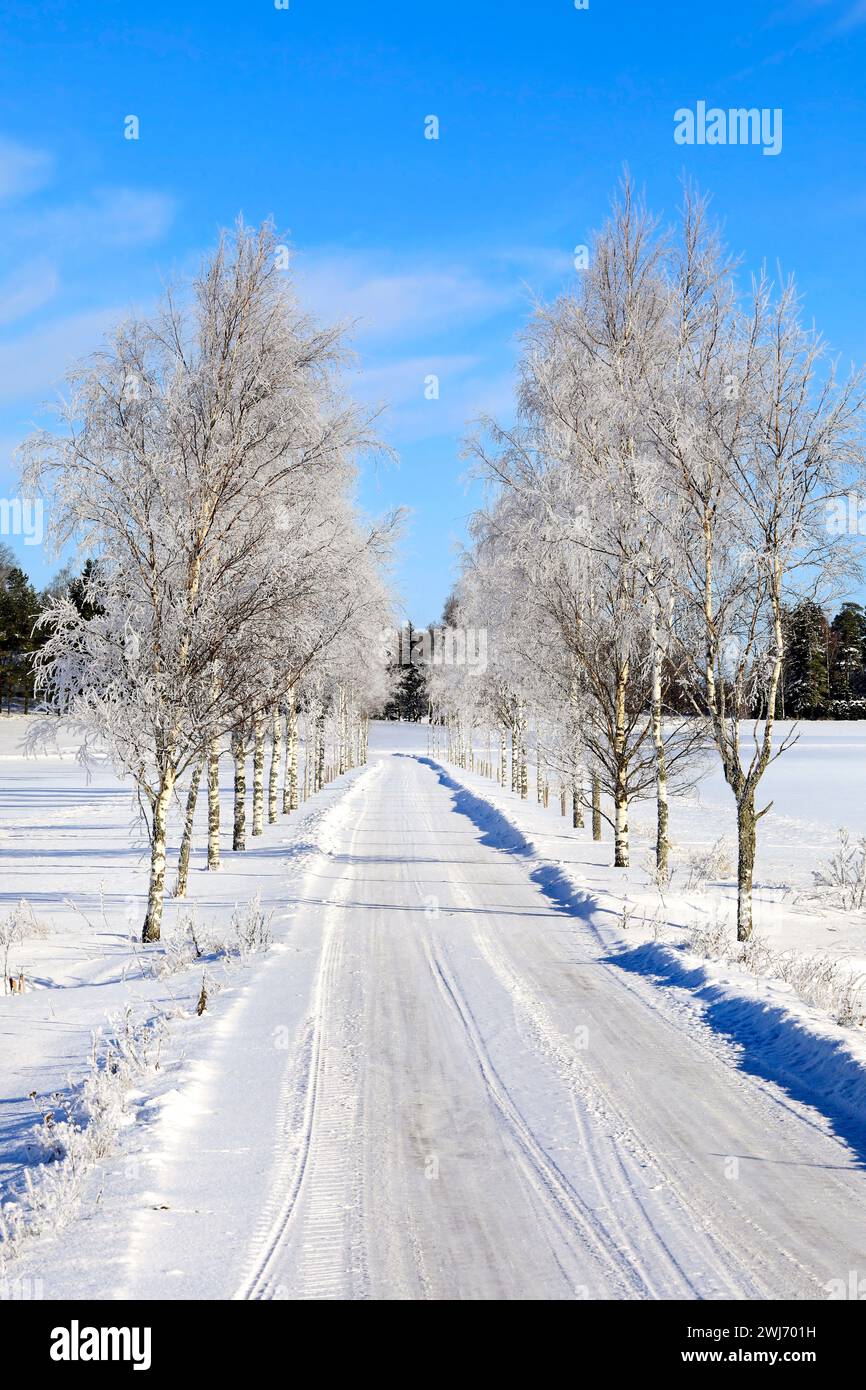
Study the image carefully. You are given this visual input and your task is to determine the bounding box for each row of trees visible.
[432,176,866,942]
[0,551,108,710]
[382,596,866,725]
[0,543,45,710]
[781,598,866,716]
[23,221,396,943]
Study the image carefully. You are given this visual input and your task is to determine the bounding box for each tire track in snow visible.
[465,909,744,1299]
[422,777,706,1298]
[234,779,376,1302]
[470,902,826,1297]
[428,758,831,1298]
[424,935,649,1299]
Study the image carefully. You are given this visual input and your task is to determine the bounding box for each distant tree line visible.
[777,598,866,719]
[0,547,96,713]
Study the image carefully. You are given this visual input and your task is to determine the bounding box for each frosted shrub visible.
[831,977,866,1029]
[737,935,776,977]
[1,900,52,993]
[147,909,231,980]
[640,905,669,942]
[811,829,866,912]
[0,1008,166,1265]
[231,892,273,954]
[687,919,866,1031]
[774,951,866,1026]
[689,910,733,959]
[643,848,673,891]
[144,898,273,979]
[684,838,734,892]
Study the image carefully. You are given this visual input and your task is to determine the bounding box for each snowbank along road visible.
[32,747,866,1301]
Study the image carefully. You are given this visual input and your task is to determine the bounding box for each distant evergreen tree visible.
[442,592,460,628]
[781,599,829,718]
[69,558,102,620]
[829,602,866,702]
[0,564,41,709]
[382,620,430,720]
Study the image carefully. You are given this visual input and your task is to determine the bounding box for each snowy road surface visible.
[102,749,866,1302]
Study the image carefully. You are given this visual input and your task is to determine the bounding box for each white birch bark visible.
[175,758,204,897]
[592,772,602,841]
[207,735,221,871]
[232,728,246,852]
[268,708,281,824]
[252,717,265,835]
[315,706,326,792]
[143,771,176,942]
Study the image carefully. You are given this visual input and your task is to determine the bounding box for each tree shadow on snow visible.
[610,940,866,1168]
[414,756,597,913]
[414,755,866,1168]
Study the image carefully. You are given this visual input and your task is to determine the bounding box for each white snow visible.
[2,716,866,1299]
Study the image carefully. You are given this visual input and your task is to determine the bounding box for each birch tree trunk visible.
[252,716,265,835]
[143,770,176,942]
[592,772,602,841]
[282,703,294,812]
[516,702,528,798]
[650,612,670,877]
[338,688,348,776]
[612,663,629,867]
[207,735,221,871]
[304,709,313,799]
[286,702,299,810]
[736,789,757,942]
[232,729,246,852]
[347,699,356,769]
[499,729,507,786]
[268,708,281,824]
[175,758,204,897]
[572,783,584,829]
[315,707,326,791]
[614,788,629,868]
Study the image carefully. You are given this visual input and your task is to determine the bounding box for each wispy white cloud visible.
[294,250,516,343]
[0,136,53,200]
[353,353,481,401]
[732,0,866,78]
[351,352,514,442]
[0,258,60,326]
[0,306,123,406]
[836,0,866,30]
[489,244,576,284]
[289,246,539,442]
[24,187,176,250]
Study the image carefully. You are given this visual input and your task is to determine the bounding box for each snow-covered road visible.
[112,750,866,1301]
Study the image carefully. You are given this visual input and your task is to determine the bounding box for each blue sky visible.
[1,0,865,621]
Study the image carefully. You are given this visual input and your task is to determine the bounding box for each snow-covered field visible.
[2,716,866,1300]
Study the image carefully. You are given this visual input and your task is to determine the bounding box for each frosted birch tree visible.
[646,188,866,936]
[467,181,704,867]
[25,219,388,941]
